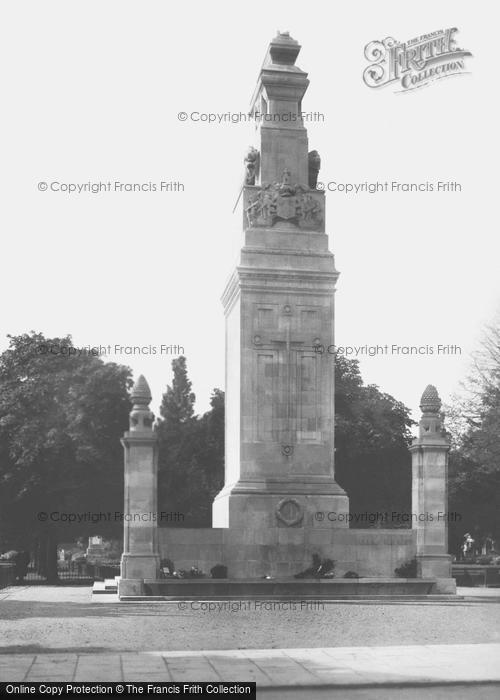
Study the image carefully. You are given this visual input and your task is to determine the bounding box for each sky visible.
[1,1,498,429]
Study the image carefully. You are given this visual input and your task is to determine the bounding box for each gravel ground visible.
[1,586,499,654]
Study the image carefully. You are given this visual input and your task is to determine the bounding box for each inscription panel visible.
[250,304,325,444]
[296,352,321,442]
[255,351,278,441]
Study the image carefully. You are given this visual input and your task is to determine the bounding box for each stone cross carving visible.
[270,319,304,451]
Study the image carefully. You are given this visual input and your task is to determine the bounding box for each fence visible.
[15,561,120,585]
[452,564,500,587]
[0,562,16,589]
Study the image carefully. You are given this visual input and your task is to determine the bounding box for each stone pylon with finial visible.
[118,374,160,597]
[409,385,456,593]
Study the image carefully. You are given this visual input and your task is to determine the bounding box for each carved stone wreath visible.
[275,498,304,527]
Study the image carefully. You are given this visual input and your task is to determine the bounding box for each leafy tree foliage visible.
[156,358,224,527]
[447,314,500,553]
[334,356,415,524]
[159,356,195,426]
[0,332,132,578]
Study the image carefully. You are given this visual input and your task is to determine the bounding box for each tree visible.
[334,356,415,524]
[195,388,225,508]
[0,332,132,579]
[159,356,195,426]
[156,357,224,527]
[446,312,500,553]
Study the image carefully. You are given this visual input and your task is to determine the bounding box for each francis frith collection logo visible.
[363,28,472,92]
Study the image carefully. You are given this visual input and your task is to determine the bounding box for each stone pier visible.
[118,375,160,597]
[410,385,456,594]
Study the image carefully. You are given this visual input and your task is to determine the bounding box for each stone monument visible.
[85,535,106,563]
[212,30,349,533]
[117,33,457,597]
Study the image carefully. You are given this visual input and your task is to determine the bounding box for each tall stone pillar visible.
[118,375,160,597]
[213,31,349,531]
[410,385,456,593]
[252,32,310,186]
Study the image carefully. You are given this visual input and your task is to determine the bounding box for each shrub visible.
[394,557,417,578]
[344,571,360,578]
[477,556,493,565]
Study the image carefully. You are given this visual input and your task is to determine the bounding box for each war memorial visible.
[4,17,500,696]
[115,32,456,600]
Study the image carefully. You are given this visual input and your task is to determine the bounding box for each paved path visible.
[1,586,500,695]
[0,643,499,687]
[458,586,500,597]
[1,586,499,654]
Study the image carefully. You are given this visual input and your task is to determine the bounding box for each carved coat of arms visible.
[245,169,324,231]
